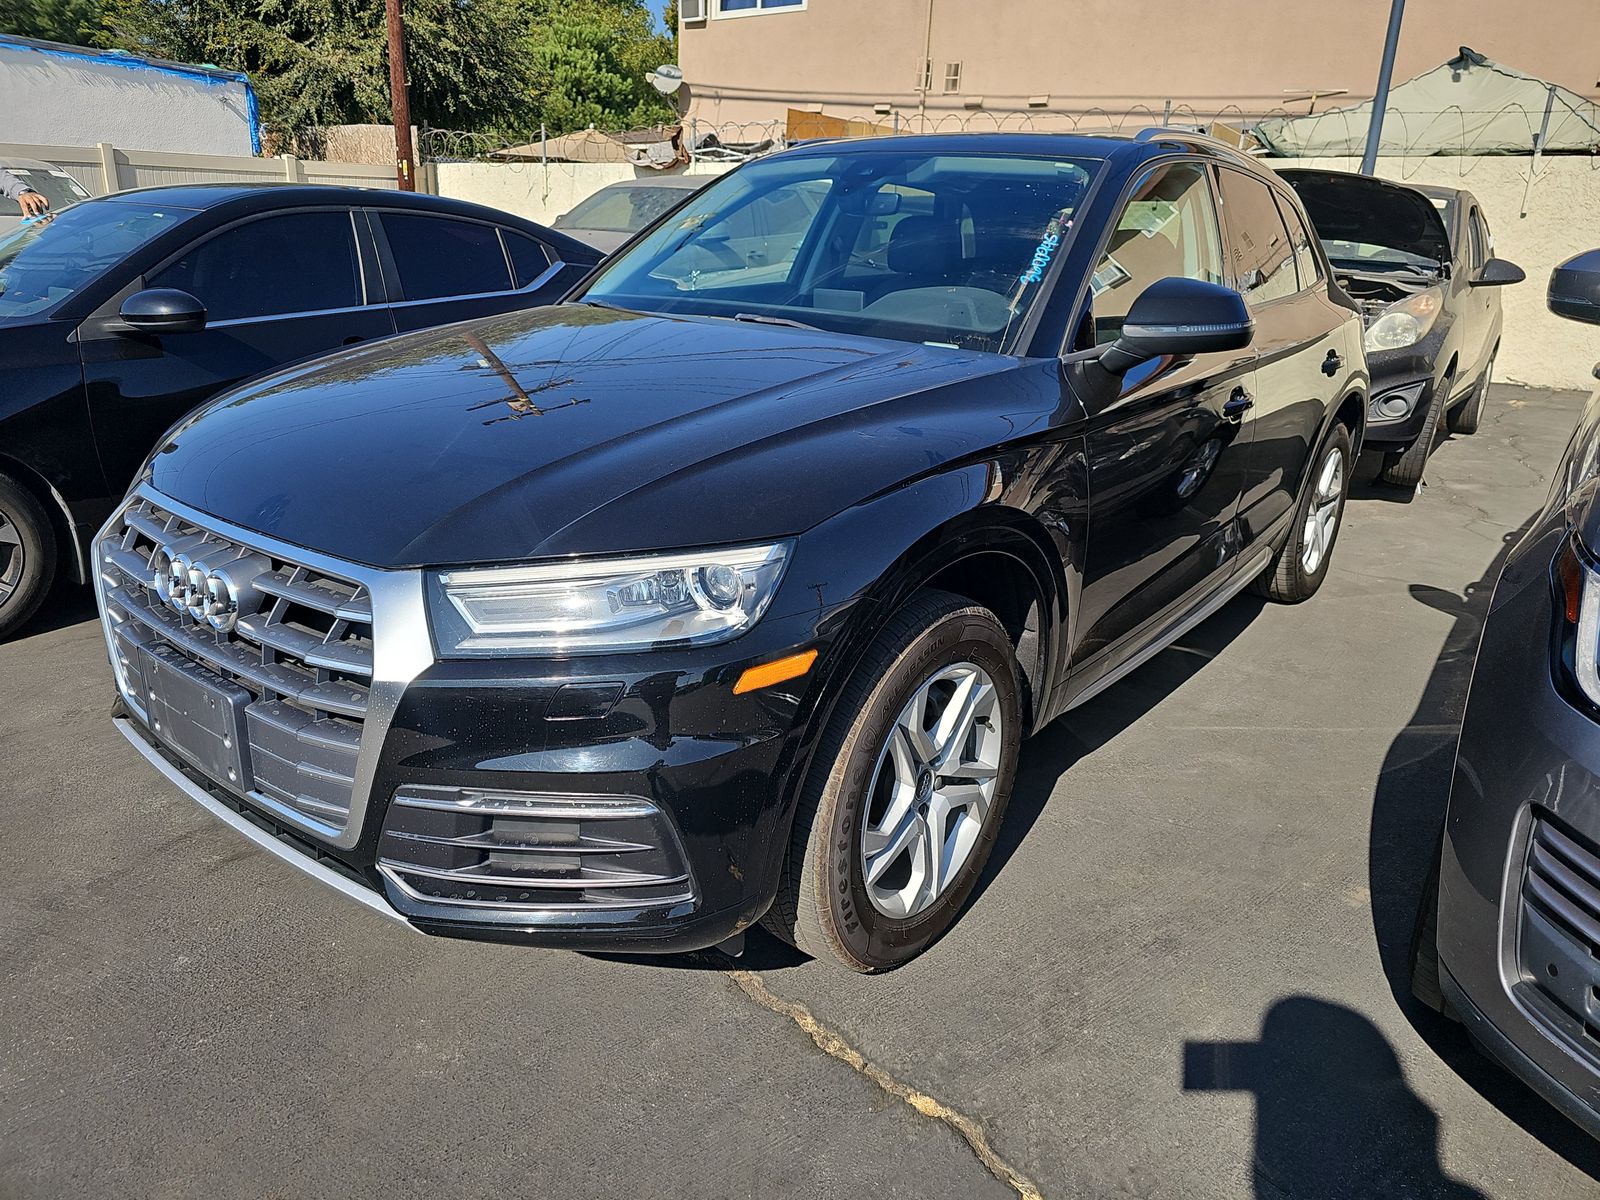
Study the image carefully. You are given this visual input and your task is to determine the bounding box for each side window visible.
[503,230,554,288]
[1274,193,1321,291]
[1090,161,1223,345]
[1467,209,1487,270]
[150,211,362,322]
[381,213,513,301]
[1216,169,1297,305]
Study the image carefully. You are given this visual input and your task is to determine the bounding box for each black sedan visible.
[0,184,600,637]
[1281,170,1523,487]
[1410,250,1600,1136]
[95,131,1369,971]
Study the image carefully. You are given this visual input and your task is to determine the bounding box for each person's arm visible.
[0,169,49,217]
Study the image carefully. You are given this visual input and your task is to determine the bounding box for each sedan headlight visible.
[1364,287,1444,352]
[429,542,791,656]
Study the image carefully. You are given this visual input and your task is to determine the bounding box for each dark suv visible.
[0,185,599,638]
[95,132,1367,971]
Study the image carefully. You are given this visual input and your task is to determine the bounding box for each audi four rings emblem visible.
[151,543,258,633]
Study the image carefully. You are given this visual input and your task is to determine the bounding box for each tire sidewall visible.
[0,478,55,639]
[818,610,1022,970]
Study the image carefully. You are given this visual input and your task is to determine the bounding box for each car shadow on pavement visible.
[1367,515,1600,1177]
[10,574,99,641]
[1184,996,1489,1199]
[966,592,1268,917]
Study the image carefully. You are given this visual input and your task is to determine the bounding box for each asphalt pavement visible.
[5,385,1600,1199]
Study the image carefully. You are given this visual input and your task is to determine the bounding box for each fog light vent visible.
[377,785,695,913]
[1370,382,1427,422]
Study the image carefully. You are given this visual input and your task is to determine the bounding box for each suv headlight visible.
[428,542,791,656]
[1364,287,1444,352]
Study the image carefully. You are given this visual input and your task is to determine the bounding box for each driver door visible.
[77,208,393,490]
[1069,160,1258,666]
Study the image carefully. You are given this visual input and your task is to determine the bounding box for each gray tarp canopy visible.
[1253,48,1600,157]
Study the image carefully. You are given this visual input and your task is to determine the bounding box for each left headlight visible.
[428,542,791,656]
[1364,286,1444,352]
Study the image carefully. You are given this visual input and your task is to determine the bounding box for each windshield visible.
[0,200,186,321]
[578,149,1100,353]
[0,166,91,217]
[559,185,697,233]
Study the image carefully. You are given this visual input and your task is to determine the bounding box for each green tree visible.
[0,0,105,45]
[525,0,677,134]
[98,0,536,138]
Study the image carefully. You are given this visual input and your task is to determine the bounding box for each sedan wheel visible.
[1252,422,1353,604]
[764,589,1022,971]
[0,476,57,641]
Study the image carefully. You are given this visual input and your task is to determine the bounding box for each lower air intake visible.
[377,786,695,913]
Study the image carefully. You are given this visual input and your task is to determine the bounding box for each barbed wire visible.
[418,99,1600,174]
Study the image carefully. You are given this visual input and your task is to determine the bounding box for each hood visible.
[147,305,1040,569]
[1277,170,1451,267]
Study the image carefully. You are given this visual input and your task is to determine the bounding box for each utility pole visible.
[1360,0,1405,176]
[385,0,416,191]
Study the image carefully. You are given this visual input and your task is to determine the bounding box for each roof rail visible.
[1133,125,1254,158]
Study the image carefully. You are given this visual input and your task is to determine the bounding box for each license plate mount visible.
[138,643,253,794]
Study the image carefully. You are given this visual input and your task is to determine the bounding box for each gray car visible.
[551,175,709,253]
[1411,249,1600,1138]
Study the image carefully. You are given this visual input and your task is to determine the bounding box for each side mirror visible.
[1550,249,1600,326]
[1470,257,1525,288]
[1100,277,1254,375]
[120,288,207,334]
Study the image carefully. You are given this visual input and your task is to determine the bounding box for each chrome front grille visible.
[97,496,376,834]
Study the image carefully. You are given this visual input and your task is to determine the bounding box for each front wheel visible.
[1448,352,1494,436]
[0,475,57,641]
[1251,423,1352,604]
[764,590,1022,972]
[1381,369,1451,488]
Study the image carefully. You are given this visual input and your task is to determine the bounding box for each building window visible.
[943,62,962,93]
[715,0,806,15]
[917,59,932,92]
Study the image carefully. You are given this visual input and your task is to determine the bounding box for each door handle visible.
[1322,349,1343,377]
[1222,387,1254,422]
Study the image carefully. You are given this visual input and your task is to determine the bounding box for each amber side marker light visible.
[734,649,818,695]
[1559,538,1585,625]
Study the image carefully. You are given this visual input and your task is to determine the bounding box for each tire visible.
[763,589,1023,972]
[1447,351,1494,436]
[1251,422,1352,604]
[0,474,57,641]
[1380,370,1452,488]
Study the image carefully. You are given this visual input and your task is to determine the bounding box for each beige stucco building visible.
[679,0,1600,133]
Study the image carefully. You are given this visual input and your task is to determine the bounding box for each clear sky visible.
[647,0,672,32]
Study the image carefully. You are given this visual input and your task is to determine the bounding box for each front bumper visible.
[1437,510,1600,1131]
[97,486,848,953]
[1360,331,1452,451]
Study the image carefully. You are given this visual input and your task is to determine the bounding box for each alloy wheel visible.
[1300,445,1345,575]
[0,508,22,605]
[860,661,1003,919]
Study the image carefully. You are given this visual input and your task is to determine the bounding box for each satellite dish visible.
[649,64,685,95]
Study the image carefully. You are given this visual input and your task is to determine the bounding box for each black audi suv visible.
[1410,249,1600,1136]
[95,131,1367,971]
[0,184,600,639]
[1280,170,1522,487]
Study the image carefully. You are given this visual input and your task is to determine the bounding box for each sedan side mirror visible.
[1100,277,1254,376]
[120,288,207,334]
[1549,249,1600,325]
[1470,257,1526,288]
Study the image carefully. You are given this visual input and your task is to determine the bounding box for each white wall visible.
[1286,155,1600,392]
[0,42,255,156]
[435,160,733,227]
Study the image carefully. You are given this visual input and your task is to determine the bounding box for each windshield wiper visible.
[731,312,820,332]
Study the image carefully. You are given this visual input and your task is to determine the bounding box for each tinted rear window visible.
[382,214,512,300]
[504,230,554,288]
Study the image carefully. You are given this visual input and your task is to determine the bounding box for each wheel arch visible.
[0,452,84,586]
